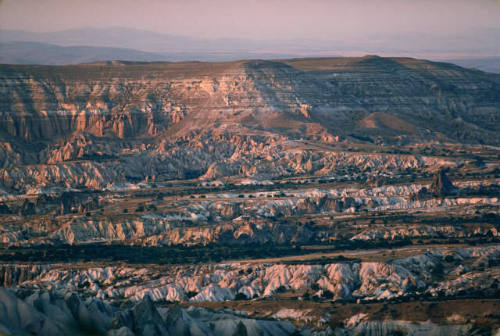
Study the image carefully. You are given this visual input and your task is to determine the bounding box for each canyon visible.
[0,57,499,335]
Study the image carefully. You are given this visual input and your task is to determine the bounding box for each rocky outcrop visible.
[18,199,35,216]
[430,169,457,196]
[0,264,46,287]
[57,191,99,215]
[0,57,498,336]
[0,179,497,246]
[0,144,458,193]
[0,288,298,336]
[0,57,499,192]
[8,246,498,304]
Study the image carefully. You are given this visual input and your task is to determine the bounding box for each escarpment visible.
[1,57,499,193]
[0,67,189,141]
[0,57,499,251]
[1,57,499,144]
[1,57,499,336]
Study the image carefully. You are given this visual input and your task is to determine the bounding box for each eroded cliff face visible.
[5,246,497,303]
[0,138,458,193]
[1,57,499,336]
[0,287,299,336]
[0,57,500,192]
[1,178,498,246]
[0,61,259,142]
[3,57,500,142]
[0,246,497,335]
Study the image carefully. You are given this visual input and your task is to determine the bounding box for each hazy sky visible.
[1,0,500,57]
[1,0,499,39]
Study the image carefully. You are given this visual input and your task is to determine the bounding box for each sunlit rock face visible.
[1,57,499,192]
[0,178,497,246]
[2,246,498,304]
[1,57,499,336]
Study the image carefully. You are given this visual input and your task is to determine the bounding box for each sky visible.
[1,0,500,57]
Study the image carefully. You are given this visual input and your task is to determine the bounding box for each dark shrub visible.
[186,291,198,298]
[235,292,248,300]
[322,290,334,299]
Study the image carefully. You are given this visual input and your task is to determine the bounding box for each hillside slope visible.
[0,56,499,192]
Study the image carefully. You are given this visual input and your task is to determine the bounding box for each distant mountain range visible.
[0,41,171,65]
[0,27,260,52]
[1,27,499,73]
[0,40,316,64]
[442,57,500,75]
[0,27,319,59]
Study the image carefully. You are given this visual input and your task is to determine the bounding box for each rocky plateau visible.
[0,57,499,335]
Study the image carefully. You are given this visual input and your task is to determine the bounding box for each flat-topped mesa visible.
[1,57,499,193]
[1,56,500,144]
[430,169,457,196]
